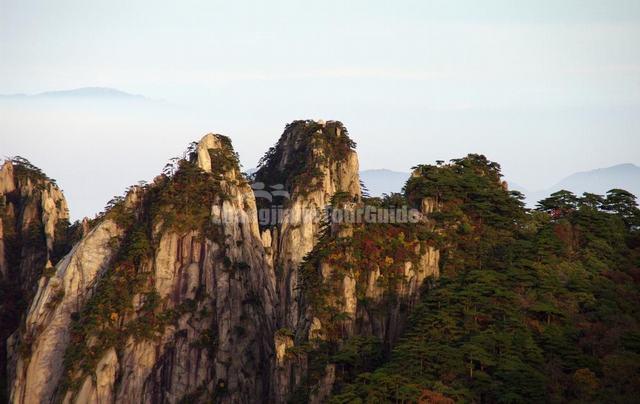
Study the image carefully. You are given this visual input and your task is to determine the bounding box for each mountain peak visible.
[194,133,239,175]
[255,119,359,195]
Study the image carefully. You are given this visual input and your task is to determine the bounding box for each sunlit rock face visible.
[8,135,277,404]
[0,158,72,402]
[9,218,121,404]
[6,122,439,404]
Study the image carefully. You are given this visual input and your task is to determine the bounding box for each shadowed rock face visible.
[0,159,72,402]
[0,159,70,293]
[254,120,362,332]
[6,122,440,404]
[254,121,439,402]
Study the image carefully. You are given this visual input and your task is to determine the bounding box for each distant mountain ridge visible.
[0,86,145,100]
[520,163,640,206]
[553,163,640,193]
[359,165,640,206]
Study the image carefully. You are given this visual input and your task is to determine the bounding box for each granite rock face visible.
[6,122,440,403]
[254,120,361,332]
[253,121,364,401]
[7,135,277,403]
[0,159,70,290]
[9,219,121,404]
[254,121,439,401]
[0,159,72,402]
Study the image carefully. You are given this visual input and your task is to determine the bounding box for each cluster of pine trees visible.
[332,155,640,403]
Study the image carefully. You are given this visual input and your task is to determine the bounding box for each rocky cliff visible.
[254,120,364,401]
[0,158,75,401]
[5,121,440,403]
[270,198,439,402]
[8,135,276,403]
[0,158,71,295]
[254,121,439,402]
[6,126,640,403]
[254,120,361,331]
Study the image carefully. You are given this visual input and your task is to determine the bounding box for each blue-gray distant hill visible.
[519,163,640,207]
[0,87,145,100]
[359,165,640,206]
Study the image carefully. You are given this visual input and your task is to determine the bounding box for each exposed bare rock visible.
[270,175,440,400]
[0,158,74,403]
[9,219,120,404]
[253,121,368,401]
[8,134,277,404]
[195,134,223,173]
[5,122,441,404]
[41,185,69,253]
[74,347,118,404]
[254,120,361,332]
[0,161,16,195]
[0,159,70,293]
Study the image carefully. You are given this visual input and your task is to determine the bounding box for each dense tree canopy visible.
[332,155,640,403]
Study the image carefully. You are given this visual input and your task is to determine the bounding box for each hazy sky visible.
[1,0,640,219]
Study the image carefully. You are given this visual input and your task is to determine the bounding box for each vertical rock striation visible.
[0,158,73,402]
[9,218,121,404]
[6,121,440,403]
[282,193,439,403]
[254,120,361,332]
[254,120,367,402]
[254,121,440,402]
[8,135,277,403]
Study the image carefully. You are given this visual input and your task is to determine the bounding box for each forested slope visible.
[333,155,640,403]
